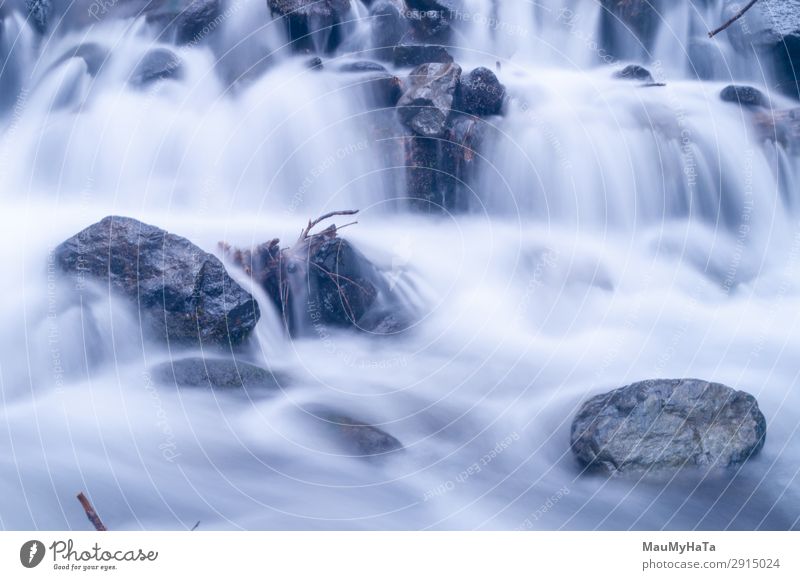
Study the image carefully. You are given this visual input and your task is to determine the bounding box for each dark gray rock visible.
[457,67,505,116]
[151,357,283,390]
[26,0,50,34]
[227,226,410,335]
[614,64,654,83]
[600,0,663,59]
[268,0,352,53]
[370,0,408,58]
[405,0,460,11]
[55,216,260,346]
[397,61,461,137]
[720,84,767,108]
[392,43,453,67]
[340,63,402,108]
[723,0,800,98]
[50,43,109,77]
[130,49,183,87]
[571,379,767,475]
[313,408,404,458]
[338,60,388,73]
[175,0,222,45]
[304,56,324,70]
[754,107,800,152]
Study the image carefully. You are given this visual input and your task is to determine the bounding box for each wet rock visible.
[392,43,454,67]
[51,43,109,77]
[600,0,663,59]
[370,0,409,59]
[313,408,404,458]
[55,216,260,346]
[227,223,410,335]
[130,49,183,87]
[614,64,654,83]
[397,61,461,137]
[720,84,767,108]
[26,0,50,34]
[404,112,486,212]
[440,115,485,208]
[723,0,800,98]
[754,107,800,152]
[457,67,505,116]
[268,0,352,53]
[175,0,221,45]
[571,379,767,475]
[305,56,324,70]
[151,357,283,390]
[338,60,388,73]
[340,61,401,107]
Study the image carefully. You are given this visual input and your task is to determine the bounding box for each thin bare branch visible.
[77,492,107,531]
[298,210,359,241]
[709,0,759,38]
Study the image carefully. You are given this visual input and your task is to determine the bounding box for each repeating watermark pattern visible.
[516,486,571,530]
[422,432,520,502]
[142,371,181,463]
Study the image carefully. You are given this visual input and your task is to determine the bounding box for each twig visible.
[708,0,759,38]
[298,210,359,241]
[77,492,107,531]
[190,520,200,531]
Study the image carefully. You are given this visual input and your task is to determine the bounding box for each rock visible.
[600,0,662,59]
[720,84,767,108]
[397,61,461,137]
[754,107,800,152]
[614,64,654,83]
[370,0,409,59]
[55,216,260,346]
[338,60,388,73]
[440,115,485,208]
[227,225,410,335]
[405,0,460,11]
[50,43,109,77]
[26,0,50,34]
[304,56,324,70]
[404,135,441,211]
[340,62,402,108]
[268,0,352,53]
[151,357,283,390]
[457,67,505,116]
[175,0,221,45]
[570,379,767,475]
[404,114,484,212]
[130,49,183,87]
[724,0,800,98]
[312,408,404,458]
[392,43,454,67]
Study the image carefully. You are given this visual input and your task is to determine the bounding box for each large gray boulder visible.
[724,0,800,98]
[55,216,260,346]
[397,61,461,137]
[570,379,766,475]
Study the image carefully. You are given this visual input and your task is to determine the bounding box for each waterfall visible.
[0,0,798,531]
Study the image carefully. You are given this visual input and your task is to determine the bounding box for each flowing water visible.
[0,0,799,530]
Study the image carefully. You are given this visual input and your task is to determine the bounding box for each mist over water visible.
[0,0,799,530]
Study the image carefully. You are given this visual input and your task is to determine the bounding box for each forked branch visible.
[298,210,359,241]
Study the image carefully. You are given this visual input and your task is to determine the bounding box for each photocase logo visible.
[20,540,46,568]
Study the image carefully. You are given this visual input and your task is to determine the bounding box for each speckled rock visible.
[571,379,766,475]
